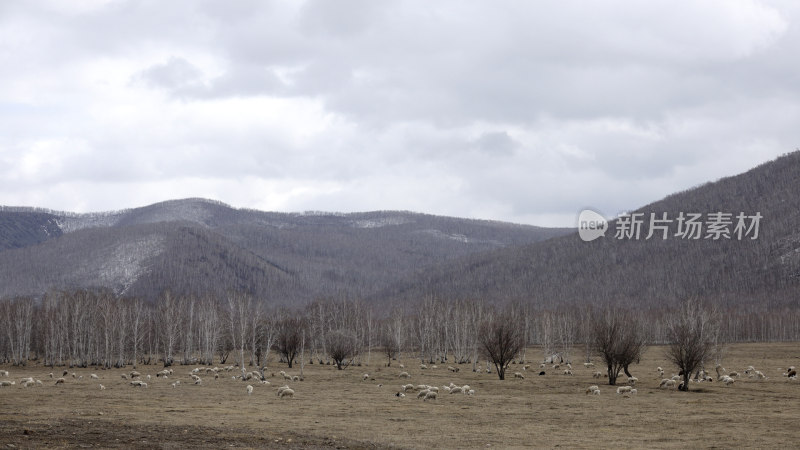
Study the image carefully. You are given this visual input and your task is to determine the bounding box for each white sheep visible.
[398,372,410,379]
[424,391,438,401]
[659,379,676,389]
[130,380,148,388]
[583,363,595,368]
[0,380,15,387]
[616,386,632,394]
[416,389,430,399]
[55,378,65,385]
[447,366,459,372]
[279,388,295,398]
[563,369,573,376]
[396,392,406,398]
[194,377,202,385]
[0,370,8,377]
[449,386,464,394]
[362,373,370,381]
[90,374,99,380]
[420,364,428,370]
[627,376,638,385]
[467,389,475,395]
[585,385,600,395]
[592,371,603,379]
[247,385,254,395]
[513,372,525,379]
[721,376,735,386]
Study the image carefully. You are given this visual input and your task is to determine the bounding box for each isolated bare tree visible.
[327,329,359,370]
[593,307,647,385]
[665,298,718,392]
[479,311,524,380]
[275,315,304,368]
[382,307,405,366]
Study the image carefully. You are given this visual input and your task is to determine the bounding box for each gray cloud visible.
[0,0,798,226]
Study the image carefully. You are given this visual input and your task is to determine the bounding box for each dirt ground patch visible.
[1,343,798,448]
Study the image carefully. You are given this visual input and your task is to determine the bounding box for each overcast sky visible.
[1,0,798,226]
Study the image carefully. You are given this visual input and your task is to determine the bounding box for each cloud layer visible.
[1,0,798,225]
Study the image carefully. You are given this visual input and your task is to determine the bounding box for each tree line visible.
[1,291,798,387]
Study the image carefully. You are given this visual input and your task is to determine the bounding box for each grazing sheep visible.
[721,376,735,386]
[563,369,573,376]
[22,380,35,388]
[0,370,8,377]
[659,379,676,389]
[420,364,428,370]
[523,365,531,371]
[787,369,798,378]
[627,377,638,385]
[592,371,603,379]
[398,372,410,379]
[398,364,405,369]
[513,372,525,379]
[729,371,740,378]
[630,388,637,395]
[416,389,430,399]
[90,374,99,380]
[754,371,767,380]
[442,386,451,393]
[171,382,179,388]
[130,371,141,378]
[362,373,370,381]
[62,371,68,376]
[424,391,438,401]
[55,378,66,385]
[539,363,546,369]
[616,386,632,394]
[447,366,459,372]
[130,380,147,388]
[246,385,254,395]
[395,392,406,398]
[35,379,42,386]
[401,384,414,392]
[121,374,129,380]
[279,388,295,398]
[0,380,15,387]
[467,389,475,395]
[99,384,106,390]
[585,385,600,395]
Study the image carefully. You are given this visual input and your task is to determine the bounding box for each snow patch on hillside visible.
[96,235,165,295]
[351,216,414,228]
[417,229,503,246]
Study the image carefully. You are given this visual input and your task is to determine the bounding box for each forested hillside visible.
[0,201,570,303]
[382,151,800,309]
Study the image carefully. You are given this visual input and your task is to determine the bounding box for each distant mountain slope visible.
[0,200,570,303]
[381,151,800,309]
[0,209,62,250]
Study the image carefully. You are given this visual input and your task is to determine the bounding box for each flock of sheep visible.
[1,358,797,404]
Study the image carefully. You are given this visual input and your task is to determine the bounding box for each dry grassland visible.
[1,343,798,449]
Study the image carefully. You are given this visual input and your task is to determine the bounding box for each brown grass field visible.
[1,343,799,449]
